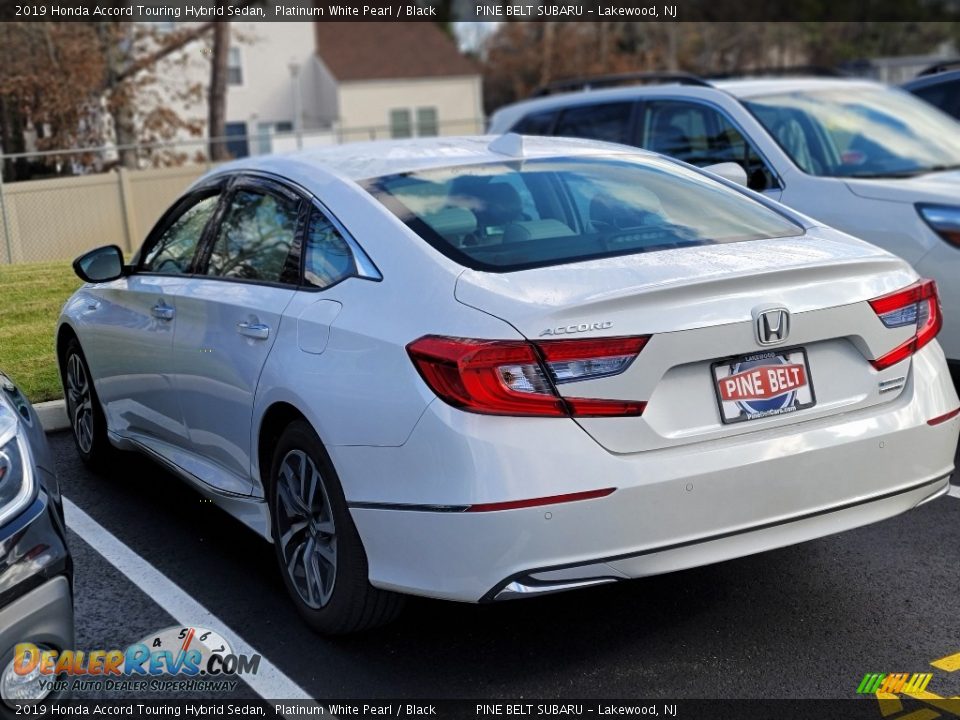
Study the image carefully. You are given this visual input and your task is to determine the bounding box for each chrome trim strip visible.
[349,500,469,513]
[494,578,618,601]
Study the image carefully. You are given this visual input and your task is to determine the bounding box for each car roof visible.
[203,135,652,185]
[488,76,889,130]
[715,77,886,98]
[487,83,721,131]
[902,68,960,90]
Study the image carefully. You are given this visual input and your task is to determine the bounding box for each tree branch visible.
[116,23,214,83]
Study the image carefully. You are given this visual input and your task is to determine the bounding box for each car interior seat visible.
[648,110,694,159]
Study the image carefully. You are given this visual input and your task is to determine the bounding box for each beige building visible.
[313,23,484,141]
[150,21,483,157]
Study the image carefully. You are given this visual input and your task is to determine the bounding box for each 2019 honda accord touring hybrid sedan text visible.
[58,136,959,634]
[0,372,73,706]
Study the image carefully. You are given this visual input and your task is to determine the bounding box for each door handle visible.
[237,321,270,340]
[151,303,175,321]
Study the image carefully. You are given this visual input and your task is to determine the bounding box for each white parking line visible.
[63,497,317,712]
[949,484,960,500]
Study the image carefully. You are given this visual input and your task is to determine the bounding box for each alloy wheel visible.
[275,449,338,609]
[65,353,94,454]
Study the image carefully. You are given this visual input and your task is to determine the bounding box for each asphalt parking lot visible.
[52,411,960,702]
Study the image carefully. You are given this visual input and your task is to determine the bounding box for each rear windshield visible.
[366,156,803,272]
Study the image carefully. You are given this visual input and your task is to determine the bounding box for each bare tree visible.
[208,18,231,161]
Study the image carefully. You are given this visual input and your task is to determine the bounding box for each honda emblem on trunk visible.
[754,308,790,346]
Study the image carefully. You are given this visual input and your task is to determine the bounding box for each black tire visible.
[269,420,404,634]
[60,338,113,469]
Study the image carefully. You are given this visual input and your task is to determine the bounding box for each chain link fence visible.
[0,117,484,265]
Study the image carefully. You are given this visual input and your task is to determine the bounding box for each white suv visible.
[490,77,960,365]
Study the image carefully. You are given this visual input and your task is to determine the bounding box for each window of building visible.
[228,47,243,86]
[391,107,440,138]
[390,109,413,139]
[224,122,249,159]
[416,107,439,137]
[255,121,295,155]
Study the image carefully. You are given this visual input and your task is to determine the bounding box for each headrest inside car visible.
[422,206,479,243]
[503,219,576,244]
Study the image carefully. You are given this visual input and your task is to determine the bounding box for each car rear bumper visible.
[342,345,959,603]
[486,473,949,601]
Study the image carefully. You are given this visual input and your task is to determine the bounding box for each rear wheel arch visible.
[257,401,310,493]
[261,411,405,633]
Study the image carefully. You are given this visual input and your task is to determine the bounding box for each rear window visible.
[367,156,803,272]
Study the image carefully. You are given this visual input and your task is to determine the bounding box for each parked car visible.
[489,76,960,367]
[58,137,959,634]
[902,60,960,121]
[0,372,73,707]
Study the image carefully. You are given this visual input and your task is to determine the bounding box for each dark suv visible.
[902,61,960,121]
[0,373,73,708]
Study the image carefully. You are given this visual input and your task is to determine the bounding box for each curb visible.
[35,399,69,433]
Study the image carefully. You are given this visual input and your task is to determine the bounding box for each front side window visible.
[554,102,634,144]
[369,155,802,272]
[639,101,777,191]
[205,190,299,283]
[303,209,356,289]
[141,194,220,274]
[745,86,960,178]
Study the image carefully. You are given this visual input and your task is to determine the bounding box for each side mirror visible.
[703,162,749,188]
[73,245,126,283]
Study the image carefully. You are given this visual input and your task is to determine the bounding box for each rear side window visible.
[141,194,220,274]
[368,156,803,272]
[555,102,634,144]
[205,190,300,283]
[512,109,559,135]
[303,208,356,289]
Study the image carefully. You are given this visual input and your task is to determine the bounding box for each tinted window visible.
[369,156,802,272]
[640,101,777,191]
[206,190,299,283]
[304,208,355,289]
[911,80,960,121]
[555,103,633,144]
[142,194,219,274]
[513,109,559,135]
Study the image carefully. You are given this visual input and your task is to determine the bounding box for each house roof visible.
[314,22,479,82]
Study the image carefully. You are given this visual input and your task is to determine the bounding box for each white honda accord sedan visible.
[57,136,959,634]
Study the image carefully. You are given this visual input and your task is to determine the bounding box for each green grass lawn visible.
[0,262,81,403]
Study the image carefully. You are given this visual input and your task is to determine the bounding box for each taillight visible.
[868,279,942,371]
[407,335,648,417]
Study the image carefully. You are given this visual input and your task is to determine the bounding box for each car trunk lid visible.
[455,230,920,453]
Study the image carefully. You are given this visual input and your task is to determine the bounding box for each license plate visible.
[712,348,816,424]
